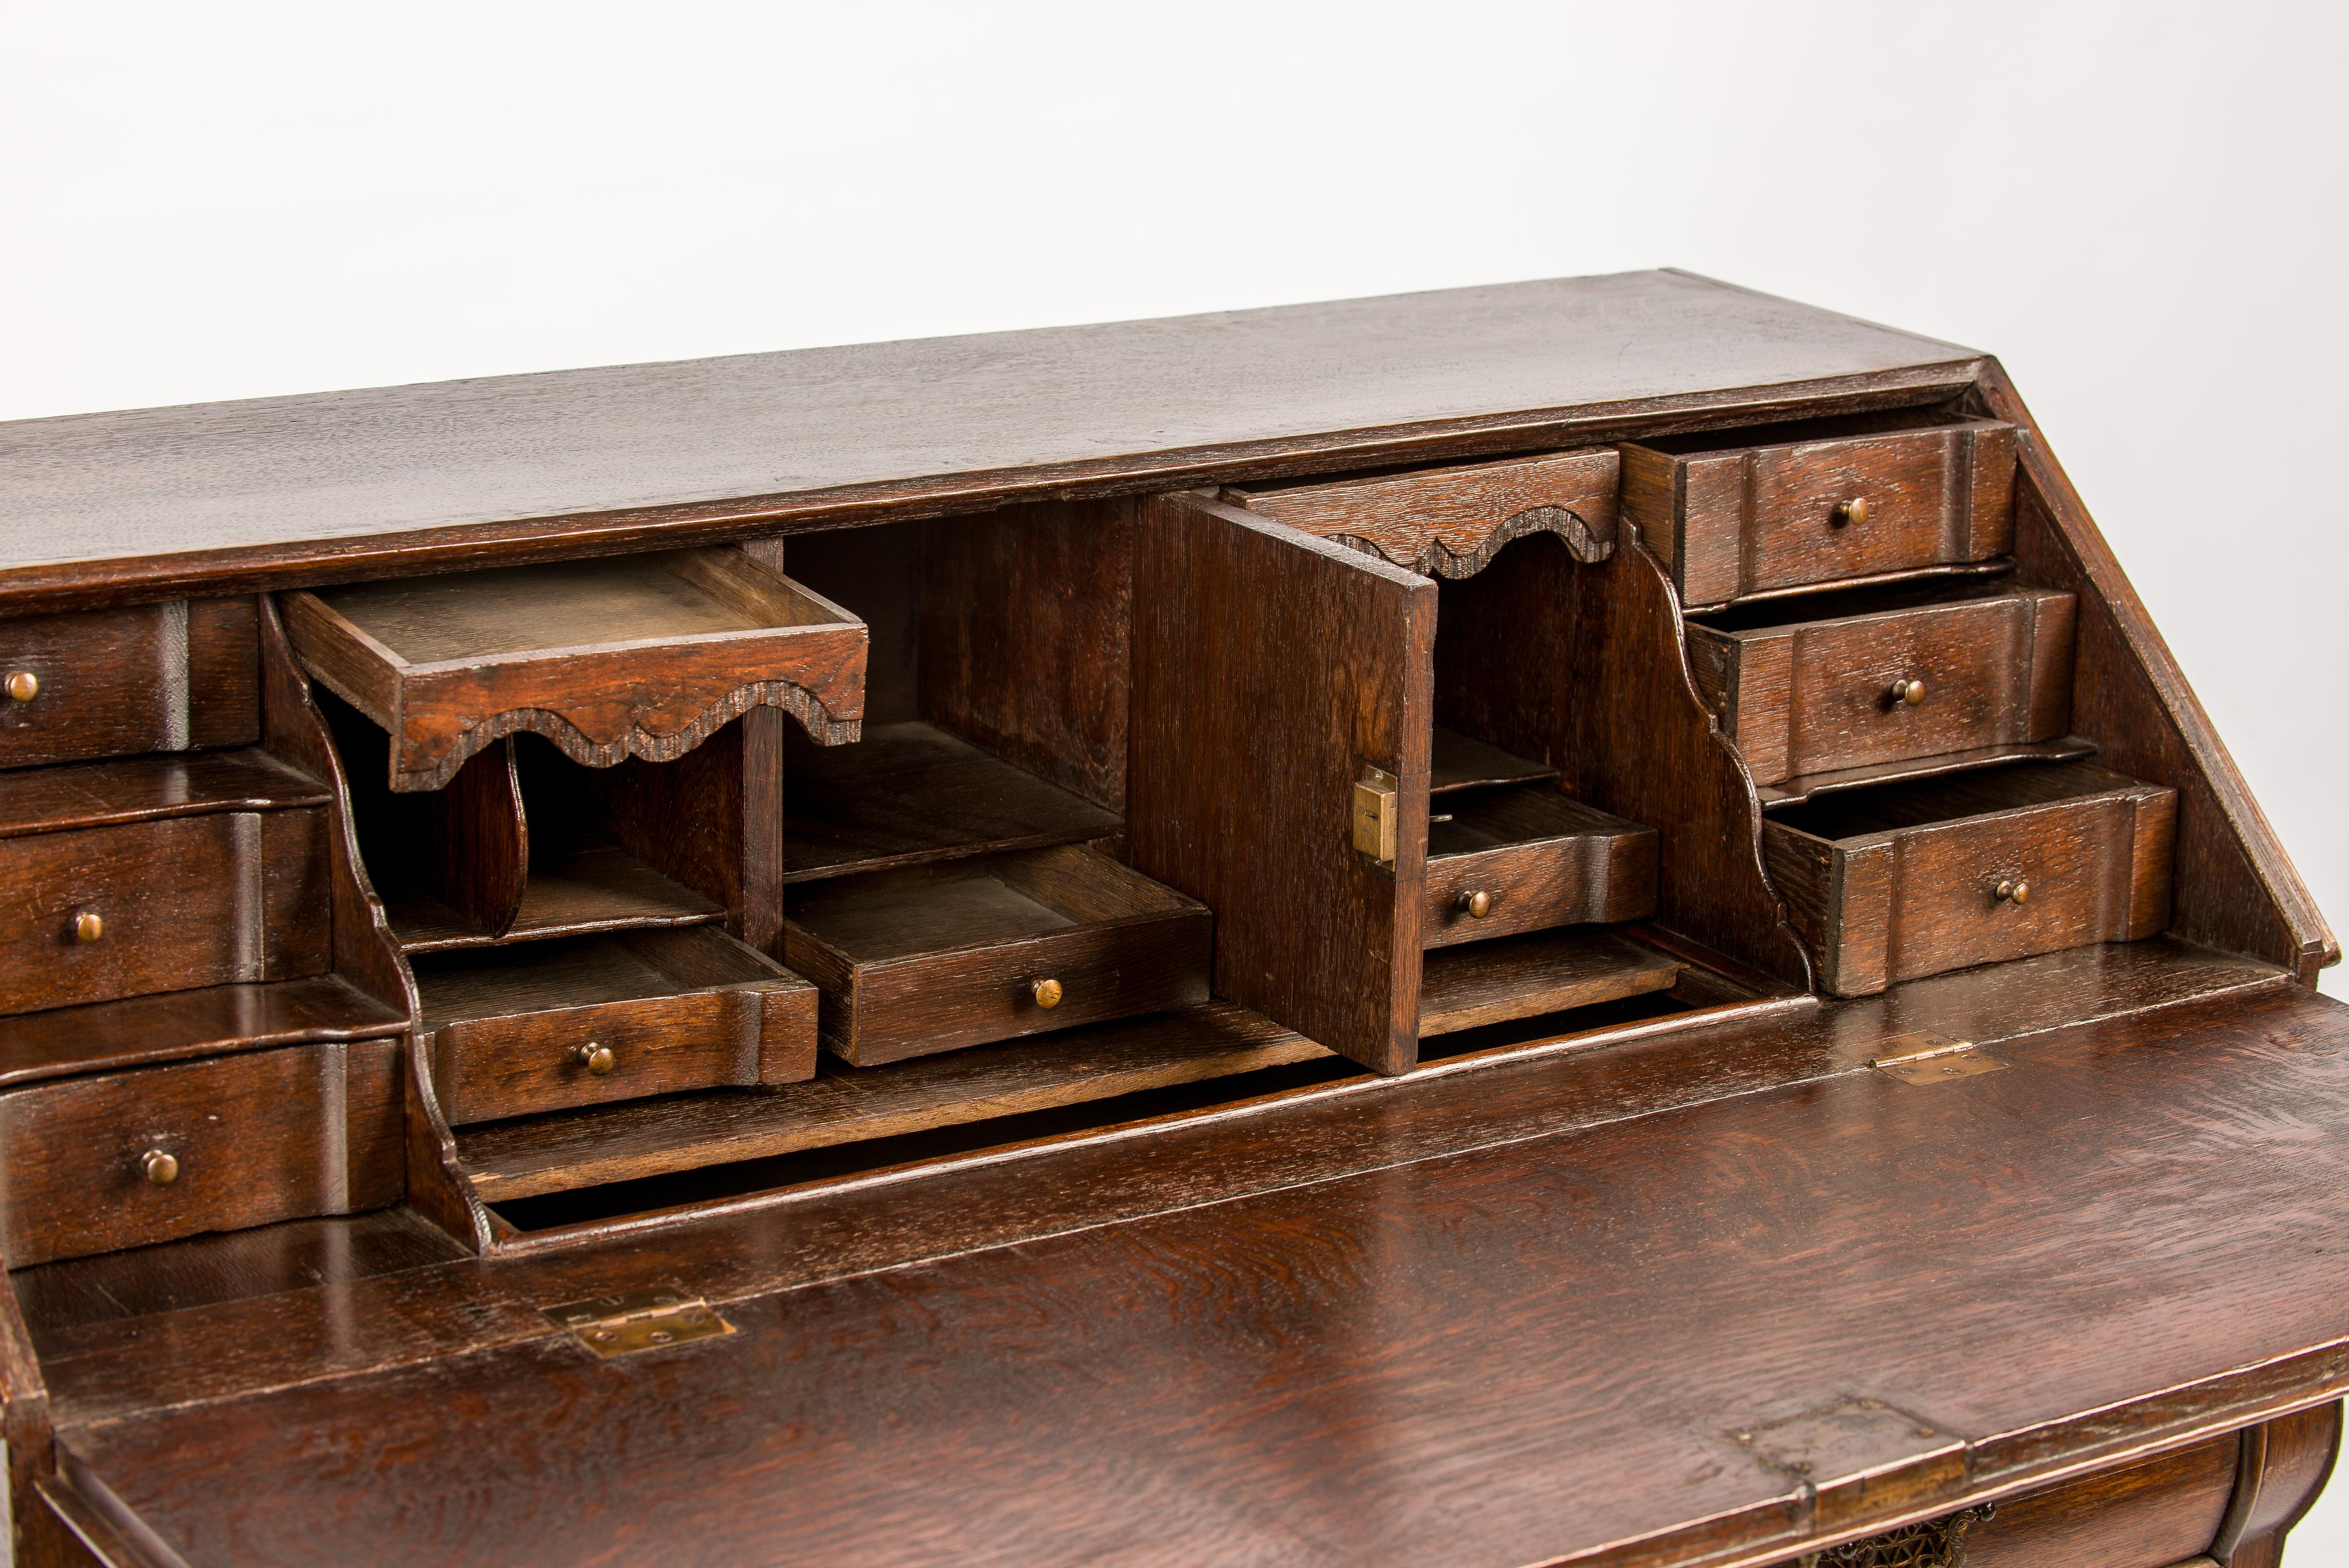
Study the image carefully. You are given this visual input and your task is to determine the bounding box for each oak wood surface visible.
[1958,1432,2239,1568]
[0,978,405,1090]
[1128,493,1435,1075]
[2211,1401,2342,1568]
[1754,734,2097,806]
[1429,725,1560,795]
[0,272,1980,613]
[39,977,2349,1568]
[0,748,325,838]
[1418,926,1683,1034]
[283,550,867,791]
[1422,788,1658,946]
[0,599,257,769]
[782,718,1121,883]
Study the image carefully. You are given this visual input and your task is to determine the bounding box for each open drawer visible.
[414,925,818,1125]
[283,548,867,791]
[1423,787,1656,948]
[1762,761,2176,996]
[783,844,1212,1066]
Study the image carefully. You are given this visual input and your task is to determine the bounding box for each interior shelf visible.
[455,1001,1332,1202]
[0,976,407,1089]
[784,719,1122,883]
[0,748,328,838]
[1430,727,1560,796]
[1419,928,1683,1036]
[1756,735,2098,807]
[387,842,724,953]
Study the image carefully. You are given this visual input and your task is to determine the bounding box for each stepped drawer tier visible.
[1761,762,2176,997]
[1,598,259,770]
[1422,788,1657,948]
[1686,580,2076,787]
[0,806,329,1017]
[0,1040,403,1267]
[415,926,819,1125]
[1620,412,2016,609]
[282,548,867,792]
[784,844,1212,1066]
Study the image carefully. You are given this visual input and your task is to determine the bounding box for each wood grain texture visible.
[458,1001,1335,1202]
[920,501,1133,812]
[0,1040,403,1268]
[1429,726,1560,795]
[422,738,527,936]
[1982,364,2338,984]
[1960,1432,2239,1568]
[784,845,1211,1066]
[782,719,1121,883]
[1418,927,1682,1033]
[283,550,866,791]
[1128,493,1435,1075]
[1755,735,2097,807]
[39,981,2349,1568]
[1226,448,1620,577]
[1765,762,2177,996]
[0,978,405,1090]
[1621,410,2015,609]
[416,927,817,1124]
[1422,788,1657,946]
[0,749,325,838]
[2209,1402,2341,1568]
[1686,583,2074,785]
[0,272,1980,612]
[0,808,329,1015]
[1435,529,1812,985]
[0,599,257,770]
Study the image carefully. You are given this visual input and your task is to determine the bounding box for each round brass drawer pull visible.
[73,911,104,944]
[1890,678,1926,706]
[573,1041,616,1076]
[1458,889,1495,919]
[3,670,37,703]
[142,1149,180,1186]
[1830,497,1869,528]
[1995,879,2031,906]
[1031,977,1065,1009]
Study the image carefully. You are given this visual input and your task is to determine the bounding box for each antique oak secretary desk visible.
[0,271,2343,1568]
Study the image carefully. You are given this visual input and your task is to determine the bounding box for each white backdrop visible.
[5,1,2345,1555]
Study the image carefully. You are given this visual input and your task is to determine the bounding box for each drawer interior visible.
[787,845,1194,963]
[412,925,796,1034]
[1684,570,2022,634]
[1767,760,2153,843]
[1428,785,1629,859]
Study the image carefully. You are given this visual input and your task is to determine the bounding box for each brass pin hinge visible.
[543,1285,735,1358]
[1352,764,1399,863]
[1871,1031,2005,1086]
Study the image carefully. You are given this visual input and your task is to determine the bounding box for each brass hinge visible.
[1871,1032,2005,1086]
[543,1285,735,1358]
[1352,764,1399,863]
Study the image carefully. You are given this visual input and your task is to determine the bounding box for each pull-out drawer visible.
[283,547,867,792]
[0,1040,402,1267]
[1423,788,1657,948]
[415,926,818,1126]
[784,844,1212,1066]
[1686,581,2076,787]
[1762,762,2175,996]
[1,599,259,770]
[0,809,329,1016]
[1620,412,2015,609]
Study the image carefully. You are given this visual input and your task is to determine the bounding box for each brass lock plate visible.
[542,1285,735,1358]
[1870,1031,2005,1086]
[1352,764,1400,863]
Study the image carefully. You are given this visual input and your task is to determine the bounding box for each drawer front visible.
[1,599,260,770]
[816,908,1212,1067]
[1624,420,2014,607]
[1700,588,2074,784]
[0,1040,402,1267]
[1423,830,1657,948]
[0,809,330,1015]
[432,982,817,1125]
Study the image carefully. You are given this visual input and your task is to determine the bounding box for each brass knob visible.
[1890,678,1926,706]
[1458,889,1495,919]
[3,670,36,702]
[1031,977,1065,1009]
[1831,497,1869,528]
[142,1149,179,1186]
[573,1041,615,1076]
[72,911,104,944]
[1995,879,2031,906]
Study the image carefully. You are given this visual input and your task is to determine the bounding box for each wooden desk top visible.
[0,271,1974,611]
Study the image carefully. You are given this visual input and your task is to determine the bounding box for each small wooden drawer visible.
[1620,412,2015,609]
[1423,788,1657,948]
[283,547,867,792]
[415,926,818,1126]
[784,844,1212,1066]
[0,1040,403,1267]
[0,810,329,1017]
[1762,762,2176,997]
[1686,581,2076,787]
[1,599,259,770]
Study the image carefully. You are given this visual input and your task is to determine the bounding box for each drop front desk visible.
[0,272,2343,1568]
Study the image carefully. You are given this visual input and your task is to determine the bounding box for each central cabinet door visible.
[1128,493,1435,1075]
